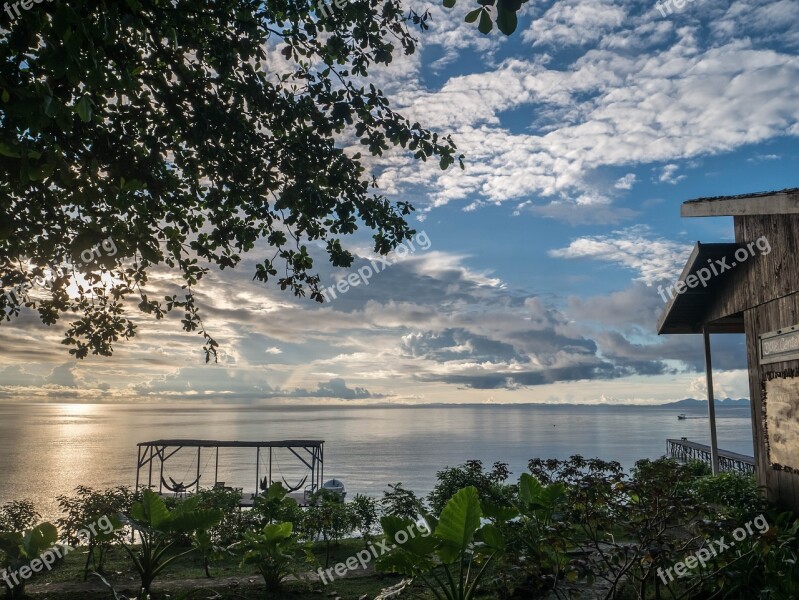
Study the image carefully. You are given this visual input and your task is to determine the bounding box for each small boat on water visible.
[677,413,687,420]
[322,478,347,500]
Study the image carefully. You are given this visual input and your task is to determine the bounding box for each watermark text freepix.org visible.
[657,513,769,584]
[1,236,118,307]
[317,517,431,585]
[321,231,431,303]
[657,236,771,304]
[4,0,54,20]
[654,0,698,18]
[1,515,115,591]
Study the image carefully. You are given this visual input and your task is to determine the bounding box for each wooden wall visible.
[734,214,799,510]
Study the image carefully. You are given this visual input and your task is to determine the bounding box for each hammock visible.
[281,474,308,493]
[161,475,200,494]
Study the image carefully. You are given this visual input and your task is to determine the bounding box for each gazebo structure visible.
[658,188,799,510]
[135,439,325,506]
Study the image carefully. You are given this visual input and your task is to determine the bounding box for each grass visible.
[20,538,416,599]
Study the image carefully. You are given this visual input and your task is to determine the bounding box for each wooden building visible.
[658,188,799,510]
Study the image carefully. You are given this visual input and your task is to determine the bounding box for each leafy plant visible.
[692,471,765,521]
[492,473,572,596]
[56,485,136,579]
[0,500,39,534]
[116,489,222,598]
[0,522,58,600]
[351,494,379,545]
[377,486,503,600]
[381,483,425,521]
[238,522,304,593]
[195,486,244,546]
[251,483,303,531]
[428,460,514,517]
[302,492,356,568]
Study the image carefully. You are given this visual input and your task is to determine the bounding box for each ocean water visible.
[0,403,754,520]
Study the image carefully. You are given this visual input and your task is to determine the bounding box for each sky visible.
[1,0,798,405]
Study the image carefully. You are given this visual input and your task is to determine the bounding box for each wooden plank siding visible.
[729,214,799,510]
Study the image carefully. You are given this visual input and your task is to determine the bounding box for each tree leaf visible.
[478,10,494,34]
[465,8,482,23]
[434,486,482,563]
[75,96,93,123]
[496,5,518,35]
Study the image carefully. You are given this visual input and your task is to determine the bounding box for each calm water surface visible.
[0,403,754,519]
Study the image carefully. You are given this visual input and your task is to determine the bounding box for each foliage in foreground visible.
[3,459,798,600]
[378,486,502,600]
[114,489,222,598]
[0,521,58,600]
[0,0,465,361]
[238,521,302,593]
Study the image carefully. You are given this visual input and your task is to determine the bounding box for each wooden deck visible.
[155,490,311,507]
[666,438,755,475]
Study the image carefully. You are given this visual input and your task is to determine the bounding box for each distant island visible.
[657,398,750,408]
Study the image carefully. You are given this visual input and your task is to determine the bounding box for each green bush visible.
[427,460,514,516]
[238,522,304,593]
[381,483,424,520]
[0,500,39,533]
[195,486,244,545]
[692,471,765,520]
[56,486,137,579]
[350,494,379,544]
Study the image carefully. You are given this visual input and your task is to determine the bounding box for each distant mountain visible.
[659,398,750,408]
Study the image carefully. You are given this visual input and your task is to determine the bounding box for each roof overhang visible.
[657,242,745,335]
[137,439,324,448]
[682,188,799,218]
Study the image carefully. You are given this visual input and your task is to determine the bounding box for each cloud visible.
[614,173,637,190]
[523,0,627,47]
[370,10,799,222]
[549,225,690,284]
[286,378,381,400]
[658,164,686,185]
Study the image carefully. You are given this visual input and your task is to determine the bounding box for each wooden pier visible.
[666,438,755,475]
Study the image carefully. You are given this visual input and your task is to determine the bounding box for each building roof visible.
[681,188,799,218]
[657,242,744,335]
[137,439,324,448]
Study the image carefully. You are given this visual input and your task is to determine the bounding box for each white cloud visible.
[549,225,690,284]
[614,173,637,190]
[658,164,686,185]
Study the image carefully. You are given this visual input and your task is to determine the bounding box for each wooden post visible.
[268,447,272,487]
[135,446,141,491]
[704,328,720,475]
[214,447,219,485]
[158,447,164,493]
[256,447,260,499]
[149,446,154,490]
[196,447,201,493]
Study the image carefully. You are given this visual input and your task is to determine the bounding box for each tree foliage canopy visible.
[0,0,470,360]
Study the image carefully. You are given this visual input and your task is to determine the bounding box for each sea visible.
[0,403,754,520]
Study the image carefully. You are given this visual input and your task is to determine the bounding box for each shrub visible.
[0,500,39,533]
[302,492,356,567]
[0,522,58,600]
[56,486,136,579]
[350,494,379,544]
[115,489,221,598]
[238,522,304,594]
[381,483,424,520]
[427,460,514,516]
[195,486,243,545]
[692,471,765,521]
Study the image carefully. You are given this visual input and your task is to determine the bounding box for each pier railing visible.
[666,438,755,475]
